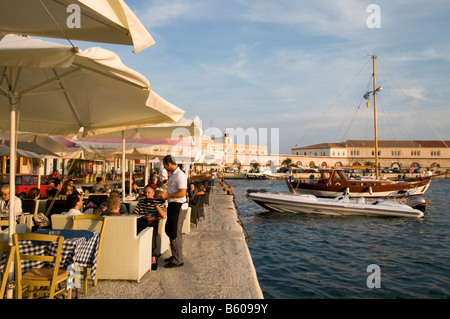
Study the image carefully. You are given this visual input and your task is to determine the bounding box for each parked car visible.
[277,167,290,173]
[0,174,53,199]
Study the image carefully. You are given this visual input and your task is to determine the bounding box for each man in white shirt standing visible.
[162,155,188,268]
[61,193,84,216]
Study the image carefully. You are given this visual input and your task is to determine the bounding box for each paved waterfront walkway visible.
[79,184,264,299]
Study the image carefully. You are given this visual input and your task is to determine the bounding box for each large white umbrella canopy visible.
[78,137,197,196]
[0,35,185,242]
[90,116,202,139]
[0,0,155,53]
[0,130,68,155]
[78,137,194,160]
[76,117,202,194]
[0,35,184,137]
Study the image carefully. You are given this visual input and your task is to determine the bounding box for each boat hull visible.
[247,193,424,218]
[290,176,432,198]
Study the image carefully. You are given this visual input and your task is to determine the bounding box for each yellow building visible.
[202,133,269,170]
[291,140,450,171]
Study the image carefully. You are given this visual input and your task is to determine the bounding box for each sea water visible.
[227,178,450,299]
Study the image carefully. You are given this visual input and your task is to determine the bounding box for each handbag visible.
[33,212,50,228]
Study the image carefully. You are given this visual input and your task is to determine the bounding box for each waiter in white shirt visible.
[162,155,188,268]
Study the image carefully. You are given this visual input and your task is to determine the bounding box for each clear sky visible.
[75,0,450,154]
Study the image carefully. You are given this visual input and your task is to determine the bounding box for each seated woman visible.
[105,196,123,216]
[93,190,128,215]
[196,185,205,196]
[26,187,41,200]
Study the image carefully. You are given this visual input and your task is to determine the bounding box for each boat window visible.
[334,172,343,180]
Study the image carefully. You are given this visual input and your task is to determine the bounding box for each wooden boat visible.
[289,168,432,198]
[290,55,436,198]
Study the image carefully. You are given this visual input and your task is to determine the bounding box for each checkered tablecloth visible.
[0,230,100,280]
[31,229,100,280]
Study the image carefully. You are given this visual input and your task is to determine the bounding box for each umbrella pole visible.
[144,155,149,187]
[8,100,18,245]
[122,131,126,203]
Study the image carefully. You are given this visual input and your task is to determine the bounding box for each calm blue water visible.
[227,178,450,299]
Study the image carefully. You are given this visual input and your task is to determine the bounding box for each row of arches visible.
[238,159,442,170]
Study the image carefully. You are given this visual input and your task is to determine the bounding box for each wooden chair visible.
[72,214,106,294]
[0,243,15,299]
[13,233,72,299]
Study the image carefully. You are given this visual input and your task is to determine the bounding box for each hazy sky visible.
[70,1,450,154]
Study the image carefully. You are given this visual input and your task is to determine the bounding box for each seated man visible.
[132,186,166,251]
[48,178,62,198]
[187,182,197,203]
[92,177,107,193]
[61,193,84,216]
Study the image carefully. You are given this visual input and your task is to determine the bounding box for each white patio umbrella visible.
[0,35,185,242]
[0,0,155,53]
[77,137,196,198]
[76,117,202,196]
[90,116,202,139]
[0,144,54,158]
[0,130,68,155]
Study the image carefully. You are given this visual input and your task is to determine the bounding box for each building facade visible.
[291,140,450,171]
[202,134,270,170]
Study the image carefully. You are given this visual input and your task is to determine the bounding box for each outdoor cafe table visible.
[1,229,100,289]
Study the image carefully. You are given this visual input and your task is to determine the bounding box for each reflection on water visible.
[228,178,450,299]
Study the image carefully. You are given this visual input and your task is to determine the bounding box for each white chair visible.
[52,215,153,282]
[182,207,191,235]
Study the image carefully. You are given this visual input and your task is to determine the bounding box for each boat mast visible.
[372,54,380,179]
